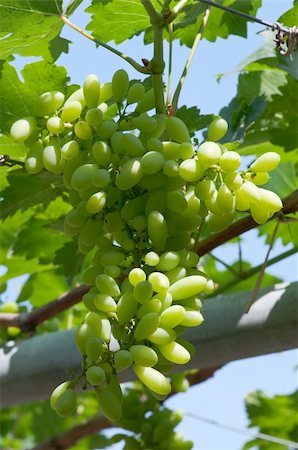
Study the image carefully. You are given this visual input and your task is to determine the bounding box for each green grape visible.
[83,74,101,108]
[133,364,171,396]
[99,82,113,102]
[162,141,180,160]
[137,298,162,318]
[133,113,157,133]
[177,250,199,268]
[121,194,147,221]
[145,190,167,215]
[147,211,168,251]
[116,158,143,190]
[92,141,111,166]
[94,293,117,313]
[112,69,129,103]
[130,345,158,367]
[163,160,180,177]
[241,181,261,204]
[250,203,269,224]
[61,100,82,122]
[224,172,243,191]
[144,251,160,266]
[103,211,123,232]
[194,180,215,200]
[122,134,145,157]
[85,107,104,127]
[219,151,241,173]
[155,252,180,271]
[53,388,76,417]
[197,141,222,167]
[84,311,104,338]
[0,301,19,313]
[184,190,201,216]
[207,211,234,232]
[64,88,86,108]
[114,350,133,371]
[93,168,111,188]
[75,324,94,355]
[160,305,185,329]
[127,82,145,104]
[134,280,153,304]
[95,274,121,297]
[128,268,146,286]
[147,137,164,153]
[43,141,63,174]
[216,184,235,213]
[100,318,112,342]
[65,208,87,228]
[85,191,106,214]
[128,215,146,231]
[140,151,164,174]
[179,142,194,160]
[101,250,126,267]
[25,141,44,174]
[171,377,189,395]
[207,117,228,141]
[117,292,137,324]
[97,120,118,139]
[135,88,155,114]
[63,151,87,189]
[148,272,170,293]
[259,188,282,213]
[252,171,270,186]
[250,151,280,172]
[110,131,124,154]
[158,341,190,365]
[46,116,65,134]
[205,191,223,215]
[104,265,121,278]
[169,275,207,300]
[50,381,70,410]
[10,117,36,143]
[166,191,188,214]
[180,309,204,327]
[165,266,187,284]
[235,187,250,211]
[35,91,65,116]
[74,120,92,140]
[61,140,79,160]
[134,312,160,341]
[147,327,176,345]
[86,365,106,385]
[96,385,122,422]
[179,159,205,182]
[165,116,190,143]
[139,173,167,191]
[71,163,98,191]
[86,336,104,362]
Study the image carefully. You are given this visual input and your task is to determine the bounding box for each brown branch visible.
[0,285,89,333]
[34,366,223,450]
[197,189,298,257]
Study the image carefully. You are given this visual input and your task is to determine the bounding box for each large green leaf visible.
[0,0,70,61]
[176,106,213,136]
[0,61,69,131]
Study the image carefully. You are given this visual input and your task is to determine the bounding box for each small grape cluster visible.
[10,70,283,420]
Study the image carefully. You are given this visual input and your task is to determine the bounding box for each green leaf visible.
[86,0,150,44]
[0,0,66,61]
[0,134,28,160]
[278,0,298,27]
[176,106,212,136]
[263,163,298,199]
[0,61,69,131]
[0,169,64,219]
[54,240,82,279]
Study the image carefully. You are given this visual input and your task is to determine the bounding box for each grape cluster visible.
[10,70,283,420]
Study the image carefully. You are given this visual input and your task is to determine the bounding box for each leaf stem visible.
[172,6,210,113]
[60,15,149,75]
[166,23,173,108]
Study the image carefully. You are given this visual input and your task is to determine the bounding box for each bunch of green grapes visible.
[10,70,283,421]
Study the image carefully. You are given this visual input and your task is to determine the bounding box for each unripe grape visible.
[50,381,71,410]
[137,298,162,318]
[134,280,153,303]
[43,141,63,174]
[166,266,187,284]
[163,160,180,177]
[86,336,104,362]
[180,309,204,327]
[207,117,228,141]
[117,292,137,324]
[179,159,205,182]
[197,141,222,166]
[85,107,103,127]
[112,69,129,103]
[178,250,199,268]
[75,324,94,355]
[96,274,121,297]
[92,141,111,166]
[147,327,176,345]
[155,252,180,271]
[159,341,191,365]
[216,184,235,212]
[259,188,282,213]
[122,134,145,157]
[100,250,125,267]
[71,163,98,191]
[207,211,234,233]
[61,140,79,160]
[100,317,112,342]
[241,181,261,204]
[144,251,160,266]
[95,385,122,422]
[54,388,77,417]
[162,141,180,160]
[250,203,270,224]
[147,211,168,251]
[25,141,44,174]
[10,117,36,143]
[134,312,160,341]
[35,91,65,116]
[128,268,146,286]
[61,100,82,122]
[250,152,280,172]
[147,137,163,153]
[114,350,133,371]
[99,82,113,102]
[160,305,185,329]
[224,172,243,191]
[148,272,170,293]
[97,120,118,139]
[140,151,164,174]
[83,74,101,108]
[94,293,117,313]
[85,191,106,214]
[252,171,270,186]
[165,116,190,143]
[86,365,106,385]
[127,82,145,104]
[74,120,92,140]
[116,158,143,190]
[169,275,207,300]
[46,116,65,134]
[135,88,155,114]
[133,364,171,396]
[64,88,86,108]
[235,187,250,211]
[133,113,157,133]
[219,151,241,172]
[130,345,158,367]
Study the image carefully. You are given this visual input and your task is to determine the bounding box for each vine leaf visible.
[0,0,69,61]
[85,0,151,45]
[176,106,212,136]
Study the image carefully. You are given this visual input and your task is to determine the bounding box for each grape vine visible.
[10,69,283,422]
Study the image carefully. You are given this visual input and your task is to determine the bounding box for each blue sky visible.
[8,0,298,448]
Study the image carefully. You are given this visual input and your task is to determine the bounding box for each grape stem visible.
[60,15,150,75]
[172,5,210,113]
[166,23,173,109]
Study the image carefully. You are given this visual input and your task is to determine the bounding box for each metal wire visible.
[186,412,298,449]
